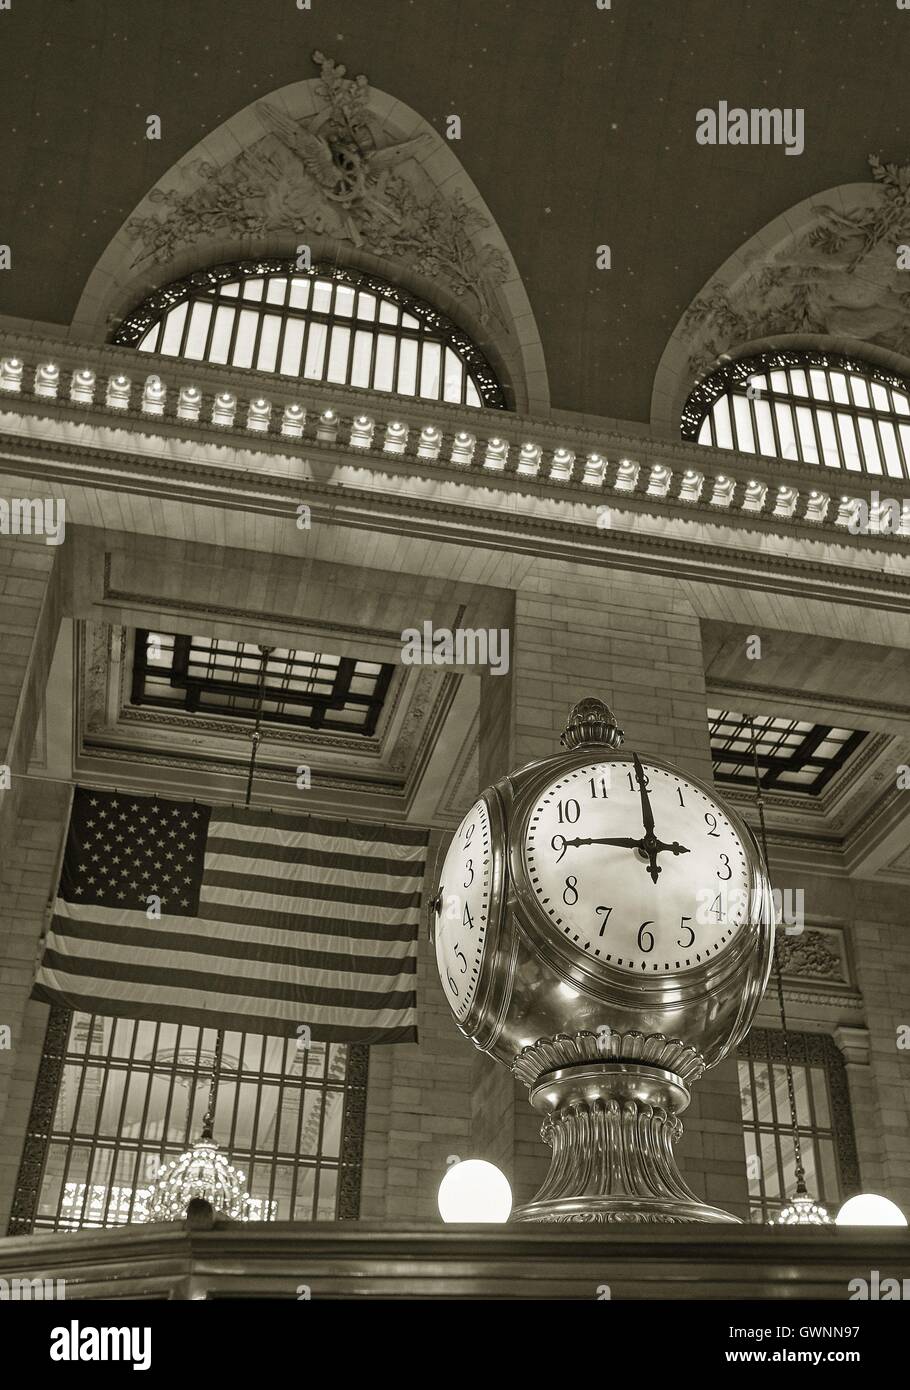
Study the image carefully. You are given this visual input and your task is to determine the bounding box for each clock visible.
[434,797,495,1023]
[521,757,751,975]
[431,697,774,1224]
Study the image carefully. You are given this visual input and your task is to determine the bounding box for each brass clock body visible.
[432,699,775,1223]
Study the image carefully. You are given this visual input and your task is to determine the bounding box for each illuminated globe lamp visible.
[438,1160,513,1223]
[432,697,775,1223]
[836,1194,908,1227]
[140,1119,252,1224]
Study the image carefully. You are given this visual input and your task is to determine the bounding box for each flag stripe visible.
[210,806,429,846]
[196,891,419,941]
[206,832,425,878]
[37,947,417,1010]
[30,983,417,1043]
[202,866,422,909]
[44,908,416,976]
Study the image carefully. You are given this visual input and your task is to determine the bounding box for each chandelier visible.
[776,1185,831,1226]
[142,1133,251,1223]
[747,717,832,1227]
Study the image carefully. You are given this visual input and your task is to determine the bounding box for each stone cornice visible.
[3,419,910,613]
[2,332,909,563]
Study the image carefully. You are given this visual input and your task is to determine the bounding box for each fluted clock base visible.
[510,1061,741,1225]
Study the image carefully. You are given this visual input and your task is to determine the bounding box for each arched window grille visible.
[112,259,504,409]
[682,351,910,480]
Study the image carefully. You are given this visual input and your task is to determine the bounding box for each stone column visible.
[0,537,65,1227]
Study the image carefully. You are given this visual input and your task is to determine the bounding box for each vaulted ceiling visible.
[1,0,907,422]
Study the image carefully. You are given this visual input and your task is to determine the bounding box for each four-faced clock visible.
[434,798,493,1022]
[522,753,751,975]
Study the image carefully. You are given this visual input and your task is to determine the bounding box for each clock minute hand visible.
[631,752,654,837]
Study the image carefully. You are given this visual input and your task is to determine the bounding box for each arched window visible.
[112,259,504,409]
[682,351,910,481]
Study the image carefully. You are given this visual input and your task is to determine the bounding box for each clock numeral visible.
[637,921,655,953]
[595,904,613,937]
[463,858,474,889]
[557,798,580,825]
[463,821,475,846]
[677,916,695,948]
[463,902,475,930]
[677,787,685,808]
[551,833,568,863]
[447,974,459,997]
[708,893,723,921]
[453,945,467,974]
[562,875,579,906]
[717,853,732,881]
[627,771,650,793]
[588,776,609,799]
[704,813,720,838]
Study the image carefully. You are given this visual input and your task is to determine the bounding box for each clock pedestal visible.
[510,1061,740,1224]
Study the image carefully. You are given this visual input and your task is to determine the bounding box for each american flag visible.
[32,787,427,1042]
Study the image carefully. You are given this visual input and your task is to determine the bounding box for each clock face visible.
[435,799,493,1021]
[522,759,752,976]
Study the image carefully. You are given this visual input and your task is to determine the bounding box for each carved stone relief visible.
[124,52,511,334]
[776,927,848,985]
[681,158,910,378]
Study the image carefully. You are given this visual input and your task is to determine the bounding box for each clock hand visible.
[637,837,692,884]
[652,840,690,857]
[561,836,642,849]
[631,753,655,837]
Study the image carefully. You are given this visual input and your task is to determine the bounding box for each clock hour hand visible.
[652,840,690,857]
[561,836,642,850]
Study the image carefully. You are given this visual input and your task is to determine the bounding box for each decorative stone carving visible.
[124,52,510,330]
[676,157,910,380]
[775,929,846,984]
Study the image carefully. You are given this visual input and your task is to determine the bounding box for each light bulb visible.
[836,1194,907,1227]
[437,1159,512,1223]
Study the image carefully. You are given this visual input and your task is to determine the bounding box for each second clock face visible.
[523,759,752,976]
[435,798,493,1022]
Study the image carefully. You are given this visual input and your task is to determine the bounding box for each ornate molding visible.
[337,1043,369,1221]
[7,1005,70,1236]
[512,1029,706,1089]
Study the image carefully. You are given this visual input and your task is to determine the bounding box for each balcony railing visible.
[2,332,909,548]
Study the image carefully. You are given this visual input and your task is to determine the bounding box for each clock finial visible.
[560,697,624,750]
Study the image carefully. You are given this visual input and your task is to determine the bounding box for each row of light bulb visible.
[0,357,876,523]
[437,1159,908,1226]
